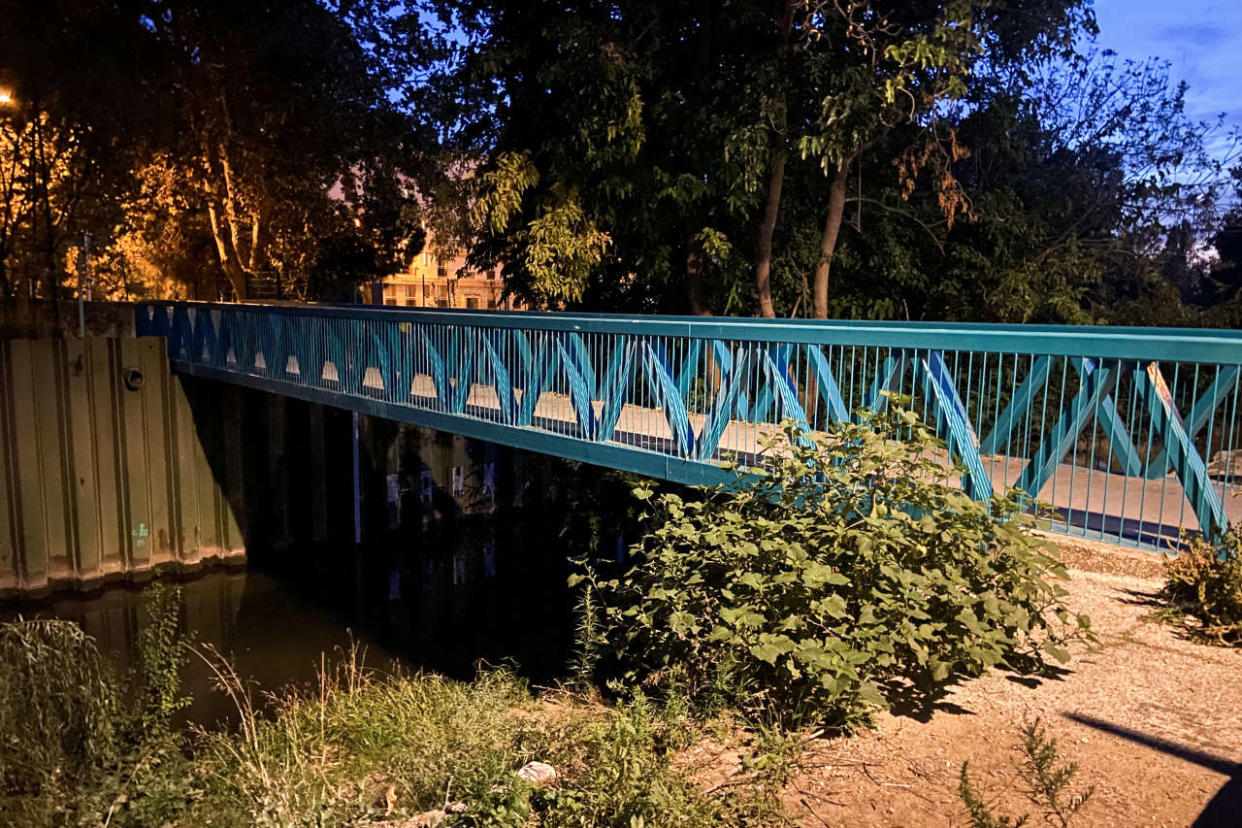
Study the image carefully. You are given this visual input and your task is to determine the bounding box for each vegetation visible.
[1,0,1238,323]
[434,0,1238,322]
[576,406,1092,730]
[959,718,1095,828]
[0,0,430,302]
[0,406,1108,826]
[0,584,193,827]
[0,595,785,826]
[1157,530,1242,645]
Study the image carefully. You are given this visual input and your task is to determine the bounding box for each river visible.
[0,514,578,728]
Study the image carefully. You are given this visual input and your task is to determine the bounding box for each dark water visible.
[0,514,578,728]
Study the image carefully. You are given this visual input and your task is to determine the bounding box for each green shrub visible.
[584,406,1091,729]
[0,585,193,827]
[136,582,193,733]
[0,619,122,824]
[1158,530,1242,644]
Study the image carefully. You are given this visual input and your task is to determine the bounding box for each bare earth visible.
[780,568,1242,827]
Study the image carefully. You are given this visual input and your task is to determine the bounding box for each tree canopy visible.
[0,0,430,302]
[1,0,1237,324]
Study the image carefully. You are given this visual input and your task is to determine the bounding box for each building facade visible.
[375,245,522,311]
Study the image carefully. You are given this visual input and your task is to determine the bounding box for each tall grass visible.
[189,641,531,826]
[0,587,786,827]
[0,585,195,828]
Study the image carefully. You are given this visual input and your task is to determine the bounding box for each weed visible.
[188,641,529,826]
[526,692,785,827]
[959,718,1094,828]
[569,580,604,690]
[136,582,192,733]
[1017,718,1094,828]
[959,762,1028,828]
[0,584,194,827]
[1157,530,1242,645]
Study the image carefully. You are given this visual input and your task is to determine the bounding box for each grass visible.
[0,604,788,827]
[184,644,786,827]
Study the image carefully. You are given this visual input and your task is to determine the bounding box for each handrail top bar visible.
[137,300,1242,364]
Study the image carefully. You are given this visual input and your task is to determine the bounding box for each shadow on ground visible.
[1065,712,1241,828]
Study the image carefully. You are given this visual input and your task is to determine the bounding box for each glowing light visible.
[0,90,12,106]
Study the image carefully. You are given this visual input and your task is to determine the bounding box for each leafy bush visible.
[582,406,1091,729]
[1158,530,1242,644]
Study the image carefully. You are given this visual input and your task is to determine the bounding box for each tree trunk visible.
[207,202,248,300]
[686,233,709,315]
[752,0,799,318]
[754,150,785,318]
[812,164,850,319]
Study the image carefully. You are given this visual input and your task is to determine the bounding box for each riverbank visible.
[1,562,1237,826]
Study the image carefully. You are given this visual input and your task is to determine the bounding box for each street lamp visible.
[0,89,12,106]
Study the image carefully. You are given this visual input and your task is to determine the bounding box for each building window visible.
[436,299,448,308]
[466,297,480,309]
[385,299,397,306]
[487,298,497,310]
[436,258,448,279]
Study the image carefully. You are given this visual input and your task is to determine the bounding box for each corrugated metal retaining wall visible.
[0,336,243,595]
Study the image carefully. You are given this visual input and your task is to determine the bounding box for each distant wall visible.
[0,336,244,596]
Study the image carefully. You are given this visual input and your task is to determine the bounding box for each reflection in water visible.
[0,513,576,728]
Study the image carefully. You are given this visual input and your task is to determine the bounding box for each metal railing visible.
[136,302,1242,551]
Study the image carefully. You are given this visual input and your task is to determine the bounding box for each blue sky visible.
[1092,0,1241,147]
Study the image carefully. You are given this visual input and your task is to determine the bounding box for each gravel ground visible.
[785,568,1242,827]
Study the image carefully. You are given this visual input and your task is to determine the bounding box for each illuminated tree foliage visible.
[0,0,430,301]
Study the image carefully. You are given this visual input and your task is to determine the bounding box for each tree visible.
[0,0,167,304]
[439,0,1091,316]
[0,0,433,303]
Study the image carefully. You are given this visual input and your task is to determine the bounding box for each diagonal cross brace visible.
[1075,358,1144,476]
[979,356,1142,477]
[643,342,695,457]
[596,341,636,443]
[1014,359,1124,500]
[806,345,850,425]
[1142,365,1240,479]
[694,349,751,461]
[980,355,1051,455]
[1133,361,1228,538]
[919,351,994,500]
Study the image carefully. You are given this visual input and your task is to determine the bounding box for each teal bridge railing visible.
[136,302,1242,551]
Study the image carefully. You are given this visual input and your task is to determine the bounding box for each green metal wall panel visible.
[0,336,244,596]
[0,341,15,582]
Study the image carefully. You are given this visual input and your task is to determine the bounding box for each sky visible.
[1092,0,1241,158]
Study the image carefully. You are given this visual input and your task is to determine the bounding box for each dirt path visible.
[785,569,1242,827]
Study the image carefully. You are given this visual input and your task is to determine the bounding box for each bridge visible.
[136,302,1242,552]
